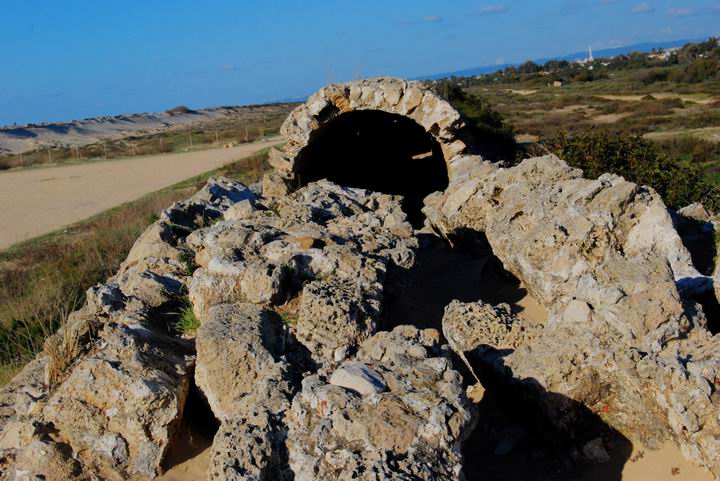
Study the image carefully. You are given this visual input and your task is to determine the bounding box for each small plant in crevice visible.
[171,291,200,335]
[179,251,199,276]
[176,305,200,334]
[278,311,299,328]
[276,295,302,329]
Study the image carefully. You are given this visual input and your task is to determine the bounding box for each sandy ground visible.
[597,93,718,104]
[644,126,720,142]
[507,89,539,96]
[156,440,713,481]
[0,139,282,249]
[549,104,599,117]
[592,112,632,124]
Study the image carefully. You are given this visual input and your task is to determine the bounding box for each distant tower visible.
[588,46,594,62]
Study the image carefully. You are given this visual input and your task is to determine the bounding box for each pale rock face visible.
[194,303,283,421]
[187,180,418,366]
[286,326,477,481]
[42,324,194,479]
[12,438,87,481]
[329,361,387,396]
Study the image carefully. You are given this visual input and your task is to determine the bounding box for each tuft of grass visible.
[278,311,298,328]
[176,305,200,334]
[0,362,22,386]
[179,251,199,276]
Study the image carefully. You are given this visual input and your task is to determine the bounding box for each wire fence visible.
[0,124,279,170]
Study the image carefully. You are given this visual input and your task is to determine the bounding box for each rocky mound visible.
[2,78,719,480]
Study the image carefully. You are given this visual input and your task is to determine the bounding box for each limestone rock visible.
[286,326,476,481]
[11,437,88,481]
[194,303,284,421]
[329,362,387,396]
[42,324,194,479]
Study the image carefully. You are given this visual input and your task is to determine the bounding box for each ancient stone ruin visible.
[1,78,719,481]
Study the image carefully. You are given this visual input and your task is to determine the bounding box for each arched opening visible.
[294,110,449,227]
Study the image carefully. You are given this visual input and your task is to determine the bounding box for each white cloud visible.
[396,15,444,26]
[631,3,654,13]
[477,5,510,15]
[667,7,692,16]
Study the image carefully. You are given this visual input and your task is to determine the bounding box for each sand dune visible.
[0,139,281,249]
[0,104,292,155]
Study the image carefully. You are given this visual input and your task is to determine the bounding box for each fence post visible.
[20,152,24,166]
[215,130,219,146]
[188,133,193,148]
[245,126,249,142]
[103,141,108,160]
[75,146,80,161]
[48,148,53,163]
[160,138,164,153]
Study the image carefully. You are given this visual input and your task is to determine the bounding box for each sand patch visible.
[507,89,539,96]
[592,112,632,124]
[597,93,718,104]
[156,447,211,481]
[578,442,714,481]
[516,133,540,144]
[0,139,282,249]
[644,127,720,142]
[549,104,598,116]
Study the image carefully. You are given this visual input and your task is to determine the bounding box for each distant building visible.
[553,80,564,87]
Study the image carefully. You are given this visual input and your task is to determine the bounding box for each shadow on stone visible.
[672,211,717,276]
[381,233,535,333]
[162,381,219,472]
[462,348,633,481]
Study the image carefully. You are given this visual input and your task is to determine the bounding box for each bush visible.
[669,59,720,83]
[636,69,670,85]
[655,136,720,164]
[431,80,519,161]
[542,131,719,210]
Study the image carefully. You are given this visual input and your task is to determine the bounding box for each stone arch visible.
[268,77,483,224]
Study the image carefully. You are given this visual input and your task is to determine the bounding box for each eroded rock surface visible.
[427,154,720,475]
[287,326,476,481]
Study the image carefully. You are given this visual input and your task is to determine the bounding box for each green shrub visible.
[636,69,670,85]
[669,59,720,84]
[431,80,519,161]
[655,136,720,164]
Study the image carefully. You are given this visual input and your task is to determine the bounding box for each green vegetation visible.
[0,149,273,383]
[431,79,519,161]
[176,304,200,334]
[179,251,199,276]
[540,131,719,210]
[426,37,720,212]
[278,311,299,328]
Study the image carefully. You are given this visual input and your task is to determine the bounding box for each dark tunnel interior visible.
[293,110,450,227]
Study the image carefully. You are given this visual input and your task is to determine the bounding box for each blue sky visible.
[1,0,718,125]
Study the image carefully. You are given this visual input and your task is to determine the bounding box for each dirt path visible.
[597,93,718,104]
[0,139,282,249]
[644,126,720,142]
